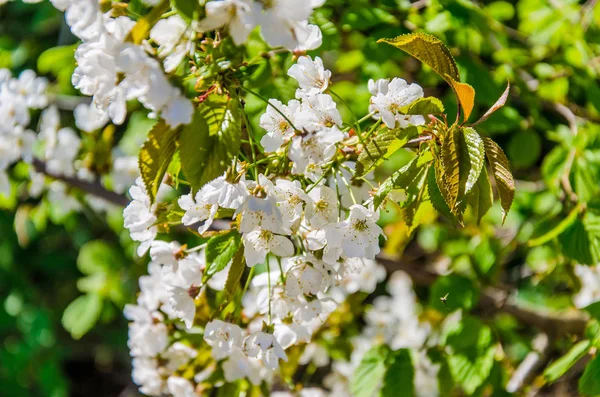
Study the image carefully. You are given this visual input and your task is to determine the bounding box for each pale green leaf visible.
[138,120,179,203]
[356,126,420,177]
[427,164,461,226]
[206,231,242,276]
[483,136,515,224]
[77,240,121,275]
[559,211,600,265]
[466,166,493,224]
[544,340,591,384]
[400,97,445,115]
[461,127,485,195]
[439,126,461,211]
[374,151,432,209]
[61,294,103,340]
[529,205,582,247]
[171,0,202,22]
[224,245,246,299]
[352,346,388,397]
[180,95,242,193]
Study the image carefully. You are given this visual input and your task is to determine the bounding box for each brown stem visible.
[32,158,130,207]
[376,254,589,336]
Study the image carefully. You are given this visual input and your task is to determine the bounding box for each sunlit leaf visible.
[400,97,445,115]
[356,125,420,177]
[224,246,246,299]
[138,120,179,203]
[378,33,460,83]
[180,95,242,193]
[427,165,461,226]
[206,231,242,276]
[61,294,103,340]
[351,346,388,397]
[447,76,476,123]
[467,166,493,224]
[544,340,591,384]
[483,136,515,224]
[461,127,485,195]
[529,205,581,247]
[439,126,461,211]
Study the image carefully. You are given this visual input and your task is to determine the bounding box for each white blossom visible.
[288,56,331,97]
[259,99,300,153]
[196,0,257,46]
[244,331,288,370]
[204,320,244,360]
[123,178,158,256]
[370,77,425,128]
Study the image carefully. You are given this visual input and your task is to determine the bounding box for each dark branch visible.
[32,158,130,207]
[376,254,589,336]
[32,158,589,336]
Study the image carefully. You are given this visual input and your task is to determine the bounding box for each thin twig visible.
[32,159,130,206]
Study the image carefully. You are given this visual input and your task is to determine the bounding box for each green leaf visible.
[206,232,242,276]
[443,317,496,394]
[559,211,600,265]
[357,126,420,177]
[460,127,485,195]
[529,205,582,247]
[439,126,461,211]
[126,0,171,44]
[77,240,122,275]
[483,136,515,224]
[37,45,76,73]
[429,274,479,312]
[399,97,445,115]
[579,354,600,396]
[171,0,201,22]
[381,349,414,397]
[352,346,388,397]
[467,166,493,224]
[374,151,432,209]
[61,294,103,340]
[448,346,496,395]
[180,95,242,193]
[224,245,246,299]
[427,164,460,225]
[544,340,591,384]
[378,33,460,83]
[138,120,179,203]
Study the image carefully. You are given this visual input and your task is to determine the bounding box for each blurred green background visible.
[1,0,599,396]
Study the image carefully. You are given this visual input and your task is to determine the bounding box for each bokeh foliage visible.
[1,0,600,395]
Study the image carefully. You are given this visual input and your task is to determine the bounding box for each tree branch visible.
[32,160,590,337]
[376,254,589,336]
[32,158,130,207]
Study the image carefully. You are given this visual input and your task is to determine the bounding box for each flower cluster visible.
[121,52,431,395]
[196,0,324,51]
[0,68,138,209]
[50,0,193,127]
